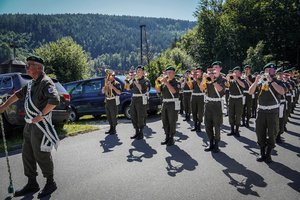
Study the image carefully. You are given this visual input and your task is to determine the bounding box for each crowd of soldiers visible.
[1,55,299,198]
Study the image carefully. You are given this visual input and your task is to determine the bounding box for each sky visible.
[0,0,199,21]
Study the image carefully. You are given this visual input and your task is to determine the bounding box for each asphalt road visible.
[1,104,300,200]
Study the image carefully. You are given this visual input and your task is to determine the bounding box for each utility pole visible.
[140,25,145,65]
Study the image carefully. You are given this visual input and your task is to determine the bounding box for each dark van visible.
[0,73,71,133]
[63,75,161,121]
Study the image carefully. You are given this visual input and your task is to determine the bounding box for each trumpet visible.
[124,67,136,90]
[155,74,168,90]
[259,73,269,91]
[104,69,114,97]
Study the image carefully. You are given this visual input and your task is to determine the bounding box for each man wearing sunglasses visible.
[0,55,60,198]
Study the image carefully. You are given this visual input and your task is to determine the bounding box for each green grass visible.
[0,123,99,153]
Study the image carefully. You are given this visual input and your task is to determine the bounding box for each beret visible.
[26,55,44,65]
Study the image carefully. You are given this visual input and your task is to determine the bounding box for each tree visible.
[35,36,90,83]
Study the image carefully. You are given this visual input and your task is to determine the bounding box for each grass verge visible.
[0,123,99,153]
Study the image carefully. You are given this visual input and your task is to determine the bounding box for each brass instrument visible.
[104,69,114,97]
[124,67,136,90]
[259,73,269,91]
[155,74,167,90]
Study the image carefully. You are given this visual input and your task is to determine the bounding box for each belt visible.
[106,97,116,100]
[163,98,179,103]
[229,94,243,99]
[243,91,249,94]
[286,93,292,96]
[132,93,145,97]
[205,96,222,102]
[280,99,286,103]
[258,104,279,110]
[192,93,205,96]
[183,90,192,93]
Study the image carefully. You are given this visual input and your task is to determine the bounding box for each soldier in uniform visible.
[249,63,285,163]
[102,70,122,135]
[242,65,255,127]
[181,70,193,122]
[251,72,259,118]
[191,67,205,132]
[226,66,246,137]
[202,61,226,153]
[0,56,60,198]
[156,66,180,146]
[225,70,232,117]
[127,65,150,140]
[275,67,288,143]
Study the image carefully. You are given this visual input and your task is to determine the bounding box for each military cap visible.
[26,55,44,65]
[165,66,176,71]
[228,70,233,73]
[185,69,191,73]
[263,63,276,70]
[232,66,241,71]
[195,66,203,71]
[290,67,296,71]
[244,65,251,69]
[253,72,258,76]
[283,69,291,73]
[276,67,284,73]
[211,61,222,67]
[136,65,144,70]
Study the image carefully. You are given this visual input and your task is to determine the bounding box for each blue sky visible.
[0,0,199,21]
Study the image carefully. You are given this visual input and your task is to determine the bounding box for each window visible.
[83,80,102,94]
[0,76,13,90]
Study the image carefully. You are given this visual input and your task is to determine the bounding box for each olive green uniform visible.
[277,81,288,139]
[160,78,180,142]
[228,78,244,128]
[15,72,60,179]
[130,77,150,130]
[256,80,283,150]
[104,80,121,129]
[191,78,205,130]
[204,76,226,144]
[242,75,255,126]
[182,82,192,120]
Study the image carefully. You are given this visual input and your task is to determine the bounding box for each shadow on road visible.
[268,161,300,193]
[174,131,188,143]
[127,139,157,162]
[212,152,267,197]
[277,142,300,154]
[143,125,157,139]
[286,130,300,138]
[99,134,123,153]
[236,136,259,156]
[165,145,198,177]
[196,130,209,147]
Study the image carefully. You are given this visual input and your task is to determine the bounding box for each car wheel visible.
[124,104,131,120]
[69,108,79,122]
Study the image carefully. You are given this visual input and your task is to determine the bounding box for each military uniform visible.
[204,73,226,153]
[254,63,284,163]
[129,76,150,139]
[191,76,205,132]
[227,76,245,136]
[160,69,180,146]
[242,74,255,127]
[104,79,121,134]
[182,77,192,121]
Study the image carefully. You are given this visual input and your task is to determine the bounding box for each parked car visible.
[63,75,161,121]
[0,73,71,134]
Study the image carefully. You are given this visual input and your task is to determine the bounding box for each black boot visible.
[204,140,214,152]
[105,126,112,134]
[196,122,201,132]
[186,114,190,122]
[284,126,287,132]
[136,128,144,140]
[167,136,175,146]
[245,119,250,128]
[191,121,198,131]
[276,134,283,143]
[37,177,57,198]
[265,146,273,163]
[212,140,220,153]
[14,177,40,197]
[227,125,235,136]
[235,125,240,137]
[130,129,139,139]
[161,134,169,145]
[256,146,266,162]
[109,126,116,135]
[183,114,188,121]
